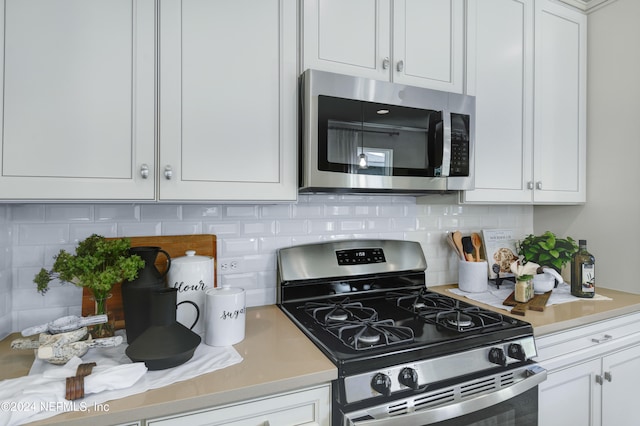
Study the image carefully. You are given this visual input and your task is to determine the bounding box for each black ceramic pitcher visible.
[125,287,201,370]
[121,246,172,343]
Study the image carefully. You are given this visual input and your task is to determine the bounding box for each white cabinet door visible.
[301,0,464,92]
[601,345,640,426]
[462,0,534,204]
[159,0,297,202]
[538,359,602,426]
[0,0,155,200]
[147,384,331,426]
[301,0,391,81]
[533,0,586,204]
[392,0,464,93]
[463,0,586,204]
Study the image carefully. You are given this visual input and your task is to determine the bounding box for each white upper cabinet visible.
[301,0,464,93]
[158,0,297,202]
[0,0,156,200]
[462,0,586,204]
[532,0,586,204]
[0,0,296,202]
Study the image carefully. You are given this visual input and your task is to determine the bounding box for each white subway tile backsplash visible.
[292,203,324,218]
[276,219,308,235]
[221,238,259,256]
[204,221,241,236]
[242,221,275,236]
[260,204,292,219]
[95,204,140,222]
[10,205,45,222]
[224,205,259,219]
[141,204,181,221]
[69,223,118,242]
[18,224,69,245]
[118,222,162,236]
[308,219,338,234]
[182,205,221,219]
[162,221,203,235]
[12,246,44,268]
[3,194,534,334]
[45,204,93,222]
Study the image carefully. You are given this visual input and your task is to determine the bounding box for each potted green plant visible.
[517,231,578,272]
[34,234,145,338]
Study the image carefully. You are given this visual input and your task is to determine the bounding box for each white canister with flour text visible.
[168,250,214,336]
[204,286,245,346]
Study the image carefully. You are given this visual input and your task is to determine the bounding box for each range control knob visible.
[489,347,507,366]
[508,343,528,361]
[371,373,392,397]
[398,367,419,390]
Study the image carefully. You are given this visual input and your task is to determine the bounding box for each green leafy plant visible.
[34,234,145,337]
[517,231,578,272]
[34,234,144,296]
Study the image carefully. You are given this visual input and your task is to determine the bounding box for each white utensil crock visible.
[458,260,489,293]
[168,250,214,336]
[204,286,246,347]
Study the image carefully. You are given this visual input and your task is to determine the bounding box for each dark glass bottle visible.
[571,240,595,298]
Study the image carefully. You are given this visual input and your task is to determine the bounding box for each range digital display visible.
[336,248,386,265]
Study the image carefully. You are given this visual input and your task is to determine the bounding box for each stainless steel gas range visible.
[277,239,546,425]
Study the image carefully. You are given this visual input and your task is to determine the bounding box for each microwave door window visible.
[318,95,441,177]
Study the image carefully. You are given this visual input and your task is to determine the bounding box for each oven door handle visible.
[345,366,547,426]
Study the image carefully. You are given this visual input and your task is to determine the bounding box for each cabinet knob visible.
[604,371,612,382]
[396,60,404,72]
[164,165,173,180]
[536,181,543,190]
[527,181,534,190]
[382,57,390,70]
[140,164,149,179]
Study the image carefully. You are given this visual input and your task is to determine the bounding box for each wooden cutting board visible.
[81,234,217,329]
[503,291,552,316]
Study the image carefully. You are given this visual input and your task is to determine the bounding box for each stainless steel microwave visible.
[299,69,475,193]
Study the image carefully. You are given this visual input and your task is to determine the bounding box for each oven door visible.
[342,364,546,426]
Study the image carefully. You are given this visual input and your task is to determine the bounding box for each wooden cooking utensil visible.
[471,233,482,262]
[452,231,466,261]
[462,236,475,262]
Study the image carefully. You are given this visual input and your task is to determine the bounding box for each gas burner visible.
[431,306,507,332]
[327,308,349,321]
[328,319,414,350]
[389,288,458,313]
[357,327,382,345]
[443,312,474,329]
[303,299,378,326]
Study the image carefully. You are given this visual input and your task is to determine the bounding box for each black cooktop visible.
[280,285,533,376]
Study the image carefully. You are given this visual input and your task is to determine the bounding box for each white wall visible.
[4,194,533,339]
[534,0,640,294]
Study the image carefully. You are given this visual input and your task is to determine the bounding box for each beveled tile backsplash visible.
[0,194,533,338]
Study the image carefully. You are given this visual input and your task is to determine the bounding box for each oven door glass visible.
[317,95,444,177]
[343,365,545,426]
[431,387,538,426]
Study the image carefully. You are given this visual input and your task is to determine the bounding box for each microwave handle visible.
[345,365,547,426]
[441,111,452,177]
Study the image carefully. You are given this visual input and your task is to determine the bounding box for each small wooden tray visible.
[503,291,552,316]
[81,234,217,329]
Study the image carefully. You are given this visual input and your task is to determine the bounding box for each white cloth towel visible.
[0,333,243,426]
[449,281,612,312]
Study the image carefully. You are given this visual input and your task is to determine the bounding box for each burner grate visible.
[328,319,415,350]
[391,288,507,332]
[303,298,378,326]
[301,298,414,350]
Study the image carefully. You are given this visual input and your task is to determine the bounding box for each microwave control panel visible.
[449,113,470,177]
